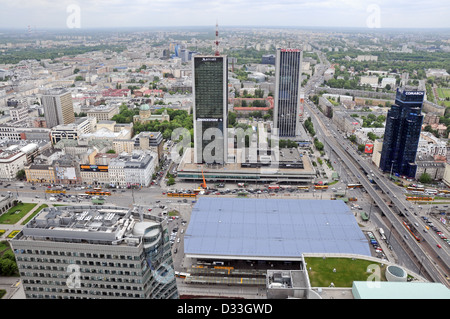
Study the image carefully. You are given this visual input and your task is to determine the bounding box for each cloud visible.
[0,0,448,28]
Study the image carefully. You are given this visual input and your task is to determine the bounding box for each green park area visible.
[437,88,450,107]
[21,204,48,225]
[0,203,37,225]
[304,257,387,288]
[437,87,450,99]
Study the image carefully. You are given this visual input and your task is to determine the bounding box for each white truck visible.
[378,228,386,240]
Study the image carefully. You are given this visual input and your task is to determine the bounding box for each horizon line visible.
[1,25,450,31]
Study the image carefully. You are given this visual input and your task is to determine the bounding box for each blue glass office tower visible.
[379,89,424,178]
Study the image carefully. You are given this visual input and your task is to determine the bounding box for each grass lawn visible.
[304,257,387,288]
[21,204,48,225]
[437,87,450,99]
[436,88,450,107]
[168,210,179,217]
[0,240,9,253]
[0,203,37,224]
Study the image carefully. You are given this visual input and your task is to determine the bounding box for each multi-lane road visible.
[303,57,449,286]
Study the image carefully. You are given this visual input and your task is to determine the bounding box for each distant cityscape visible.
[0,22,449,303]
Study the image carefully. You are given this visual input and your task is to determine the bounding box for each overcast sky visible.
[0,0,449,30]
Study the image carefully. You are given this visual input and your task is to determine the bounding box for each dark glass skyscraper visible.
[274,48,303,138]
[192,55,228,164]
[379,89,425,178]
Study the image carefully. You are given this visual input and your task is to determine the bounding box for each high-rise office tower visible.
[42,88,75,128]
[11,205,179,299]
[274,48,303,138]
[379,89,425,178]
[192,55,228,164]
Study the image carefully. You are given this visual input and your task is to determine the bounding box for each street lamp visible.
[388,223,394,244]
[390,161,394,180]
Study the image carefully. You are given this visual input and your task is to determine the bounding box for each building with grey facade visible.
[42,88,75,129]
[274,48,303,138]
[11,205,178,299]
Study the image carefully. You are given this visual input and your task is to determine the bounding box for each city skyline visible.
[0,0,450,30]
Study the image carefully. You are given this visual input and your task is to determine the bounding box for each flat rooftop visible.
[14,205,160,246]
[177,148,315,182]
[184,198,371,261]
[352,281,450,299]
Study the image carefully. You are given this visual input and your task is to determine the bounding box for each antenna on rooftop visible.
[215,20,220,56]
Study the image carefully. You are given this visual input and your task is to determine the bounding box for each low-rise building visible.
[86,104,119,121]
[426,68,450,79]
[9,105,29,122]
[133,131,164,162]
[323,67,335,81]
[50,117,96,144]
[113,139,135,154]
[443,163,450,187]
[133,104,170,124]
[109,151,156,187]
[360,76,379,88]
[357,55,378,62]
[0,150,27,181]
[24,164,56,184]
[332,111,361,135]
[0,126,51,141]
[79,164,110,186]
[380,77,396,89]
[415,155,447,181]
[423,112,440,125]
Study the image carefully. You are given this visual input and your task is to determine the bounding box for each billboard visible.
[55,167,77,180]
[365,143,374,154]
[80,165,109,172]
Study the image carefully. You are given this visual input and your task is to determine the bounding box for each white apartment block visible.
[381,77,396,89]
[417,132,448,158]
[0,150,27,181]
[50,117,96,144]
[10,106,29,122]
[0,126,22,141]
[109,151,156,187]
[360,76,379,88]
[357,55,378,62]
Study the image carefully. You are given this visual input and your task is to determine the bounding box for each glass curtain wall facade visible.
[379,89,425,178]
[274,48,303,138]
[193,56,228,164]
